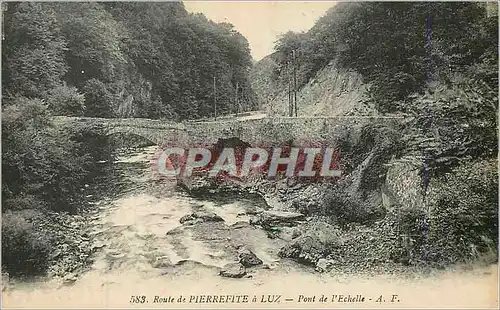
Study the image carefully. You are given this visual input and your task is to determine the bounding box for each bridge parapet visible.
[184,116,378,146]
[53,115,406,147]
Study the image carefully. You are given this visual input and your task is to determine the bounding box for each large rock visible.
[2,272,10,292]
[250,210,305,228]
[219,263,246,278]
[278,222,342,265]
[277,226,301,241]
[231,221,251,229]
[238,248,263,267]
[152,256,171,268]
[62,273,78,285]
[315,258,333,273]
[180,211,224,225]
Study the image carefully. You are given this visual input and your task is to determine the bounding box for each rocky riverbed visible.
[3,146,319,291]
[2,146,497,309]
[179,163,499,278]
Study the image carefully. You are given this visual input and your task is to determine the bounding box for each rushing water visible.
[2,146,497,308]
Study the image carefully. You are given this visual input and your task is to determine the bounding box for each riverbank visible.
[2,147,151,291]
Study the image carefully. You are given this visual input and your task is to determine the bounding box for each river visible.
[2,146,498,308]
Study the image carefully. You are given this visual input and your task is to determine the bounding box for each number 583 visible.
[130,295,147,303]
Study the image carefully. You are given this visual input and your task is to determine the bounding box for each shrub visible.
[1,211,52,276]
[45,84,86,116]
[2,96,112,213]
[387,208,428,265]
[82,78,116,118]
[323,185,385,227]
[2,194,47,212]
[59,120,111,160]
[2,97,53,201]
[424,159,498,265]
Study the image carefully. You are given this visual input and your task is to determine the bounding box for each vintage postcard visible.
[1,0,498,308]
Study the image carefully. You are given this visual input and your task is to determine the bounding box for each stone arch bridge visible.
[52,115,406,148]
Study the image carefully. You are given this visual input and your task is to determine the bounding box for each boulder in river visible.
[237,248,263,267]
[62,273,78,285]
[278,222,343,266]
[315,258,333,273]
[250,210,305,228]
[231,221,251,229]
[91,241,106,251]
[219,262,247,278]
[152,256,171,268]
[179,211,224,225]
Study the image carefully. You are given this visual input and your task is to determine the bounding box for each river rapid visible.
[2,146,498,308]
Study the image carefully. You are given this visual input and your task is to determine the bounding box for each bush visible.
[2,97,53,201]
[1,211,52,276]
[323,185,386,227]
[386,208,428,265]
[425,159,498,265]
[2,194,47,212]
[1,96,52,131]
[59,119,113,164]
[82,78,116,118]
[2,96,113,213]
[45,84,86,116]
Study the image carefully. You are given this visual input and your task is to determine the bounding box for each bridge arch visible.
[106,131,157,148]
[106,125,191,148]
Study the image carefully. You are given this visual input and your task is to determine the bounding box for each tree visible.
[2,2,68,98]
[52,2,127,87]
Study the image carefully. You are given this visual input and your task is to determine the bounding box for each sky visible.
[184,1,337,61]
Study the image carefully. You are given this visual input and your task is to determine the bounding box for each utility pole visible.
[1,3,6,41]
[293,48,297,117]
[287,61,292,117]
[213,76,217,121]
[235,81,239,117]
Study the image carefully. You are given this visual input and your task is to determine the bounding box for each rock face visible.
[250,210,305,228]
[238,248,263,267]
[278,222,342,265]
[219,262,247,278]
[180,211,224,225]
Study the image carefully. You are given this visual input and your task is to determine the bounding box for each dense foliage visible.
[1,96,114,276]
[2,1,257,120]
[426,159,498,265]
[272,2,497,113]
